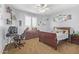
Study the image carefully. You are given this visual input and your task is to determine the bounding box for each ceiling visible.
[10,4,79,15]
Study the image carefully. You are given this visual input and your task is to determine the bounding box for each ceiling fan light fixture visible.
[39,8,49,13]
[36,4,47,8]
[35,4,49,13]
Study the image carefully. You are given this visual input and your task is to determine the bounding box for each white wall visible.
[0,5,26,53]
[0,5,18,53]
[15,9,43,34]
[3,5,18,45]
[37,6,79,33]
[15,9,52,33]
[0,5,6,53]
[16,12,50,32]
[49,6,79,32]
[37,16,51,32]
[15,10,25,35]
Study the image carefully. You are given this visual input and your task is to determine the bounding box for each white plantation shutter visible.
[25,15,37,28]
[32,17,37,27]
[25,16,31,27]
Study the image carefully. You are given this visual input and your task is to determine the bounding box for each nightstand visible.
[71,34,79,44]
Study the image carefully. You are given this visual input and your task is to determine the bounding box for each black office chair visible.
[6,26,24,49]
[6,26,18,44]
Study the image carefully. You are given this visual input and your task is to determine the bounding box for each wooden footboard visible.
[38,31,57,50]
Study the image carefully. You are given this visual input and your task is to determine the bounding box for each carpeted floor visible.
[3,38,79,54]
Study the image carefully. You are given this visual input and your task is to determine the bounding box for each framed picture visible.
[19,20,22,26]
[67,15,71,19]
[6,19,12,24]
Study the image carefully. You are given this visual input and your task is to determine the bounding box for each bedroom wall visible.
[14,11,25,35]
[0,5,27,53]
[0,5,16,53]
[0,5,21,53]
[37,6,79,33]
[37,15,51,32]
[15,9,51,33]
[0,5,8,53]
[49,6,79,32]
[15,9,40,34]
[15,10,53,33]
[0,5,26,53]
[0,5,4,53]
[3,5,18,46]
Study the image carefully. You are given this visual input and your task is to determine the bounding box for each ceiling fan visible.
[35,4,49,13]
[36,4,47,8]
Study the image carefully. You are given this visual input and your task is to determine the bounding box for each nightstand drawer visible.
[71,35,79,44]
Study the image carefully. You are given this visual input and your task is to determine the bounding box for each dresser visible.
[39,31,57,49]
[25,28,39,40]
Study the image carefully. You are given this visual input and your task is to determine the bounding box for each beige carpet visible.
[3,38,79,54]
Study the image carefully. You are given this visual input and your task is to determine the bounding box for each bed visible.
[39,27,71,50]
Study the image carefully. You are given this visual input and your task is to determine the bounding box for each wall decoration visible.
[38,24,40,26]
[67,15,71,19]
[6,6,17,25]
[6,7,12,13]
[47,18,49,21]
[39,20,47,26]
[19,20,22,26]
[53,14,72,22]
[12,15,16,20]
[42,21,46,25]
[40,21,41,23]
[6,19,12,24]
[6,7,12,25]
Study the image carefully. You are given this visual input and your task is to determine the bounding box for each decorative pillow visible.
[63,30,68,34]
[63,30,66,33]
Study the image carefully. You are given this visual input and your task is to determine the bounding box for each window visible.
[32,17,37,27]
[25,15,37,28]
[0,14,2,26]
[25,16,31,27]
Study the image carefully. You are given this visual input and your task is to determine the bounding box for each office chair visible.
[6,26,18,44]
[6,26,24,49]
